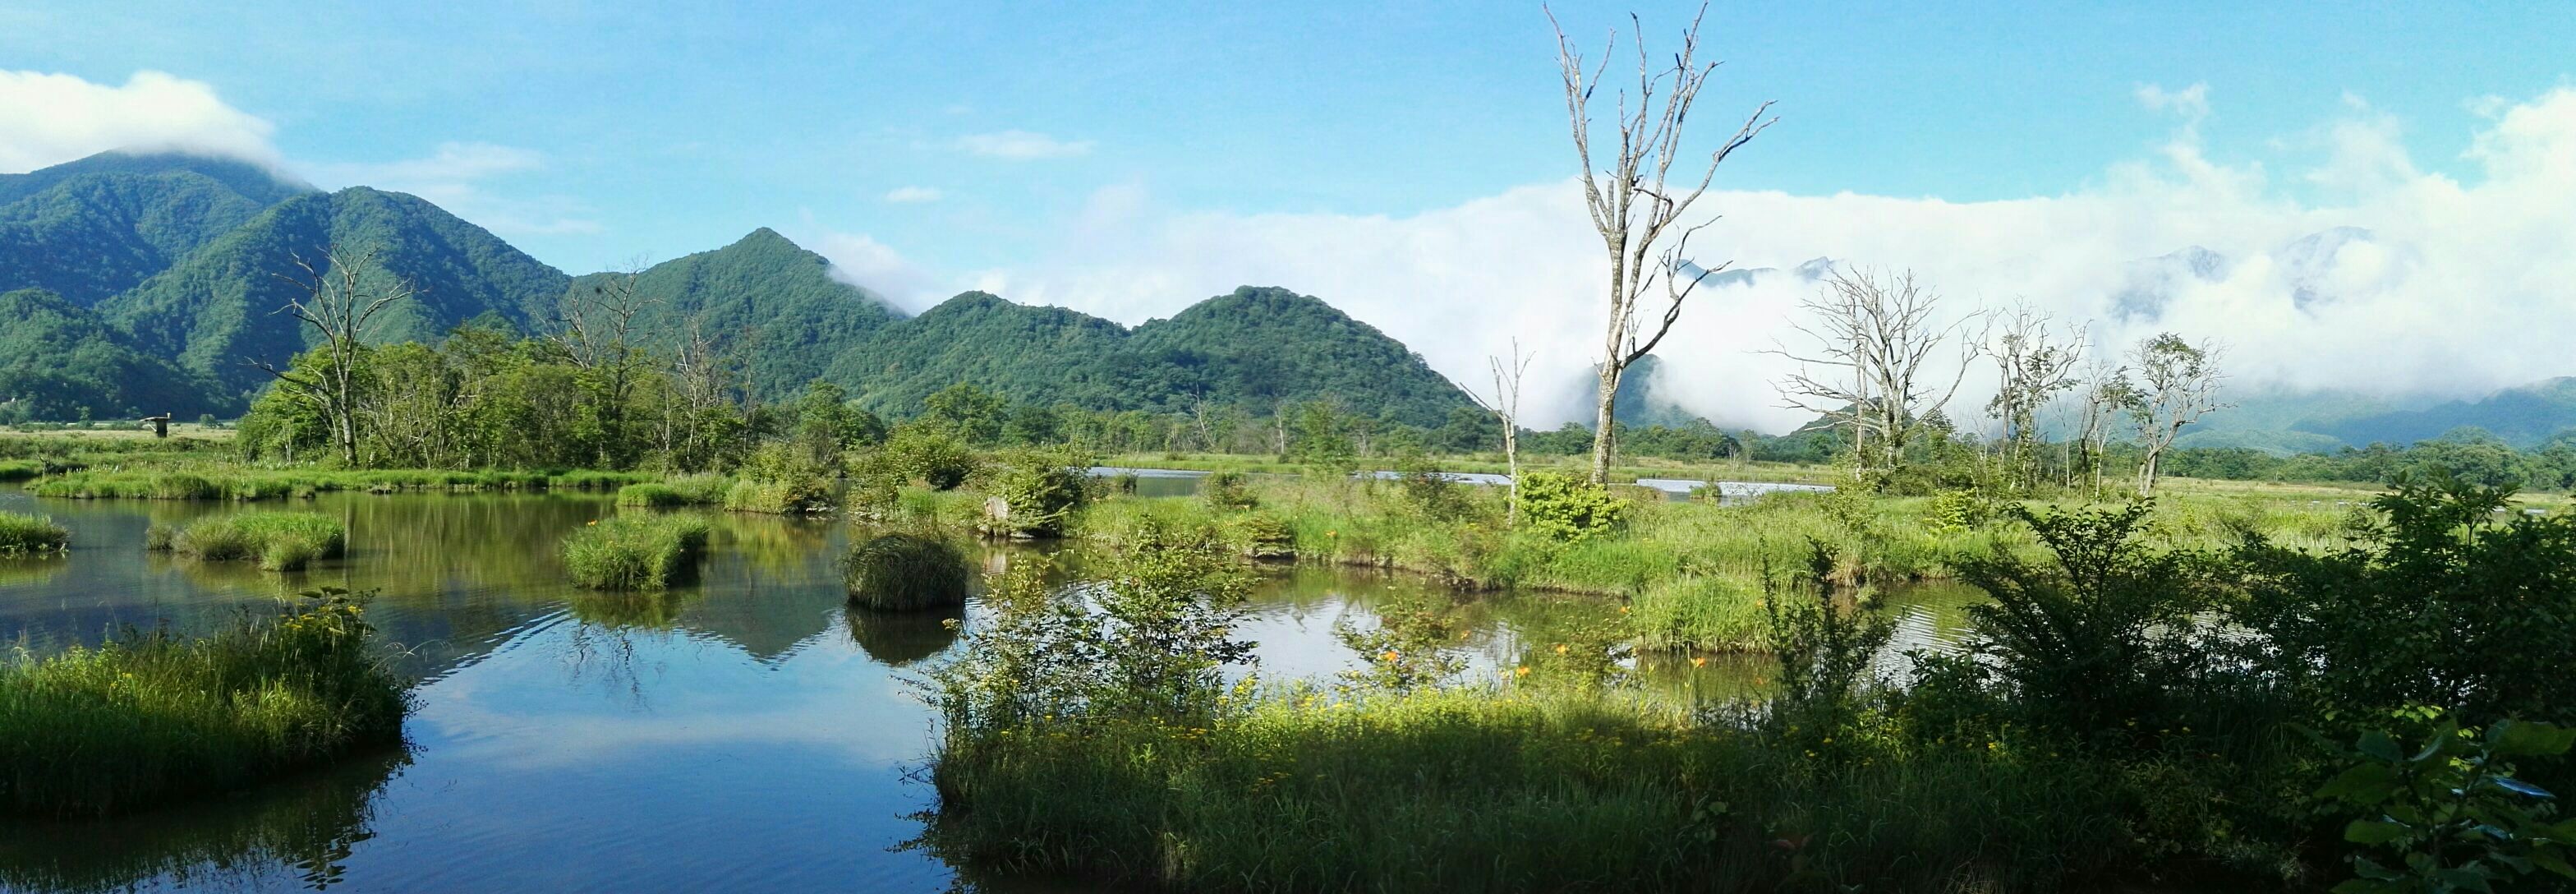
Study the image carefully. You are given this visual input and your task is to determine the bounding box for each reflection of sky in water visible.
[0,489,1978,892]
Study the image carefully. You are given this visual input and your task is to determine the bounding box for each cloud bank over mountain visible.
[0,69,279,173]
[904,86,2576,432]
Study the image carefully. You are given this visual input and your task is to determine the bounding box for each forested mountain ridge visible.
[0,151,314,306]
[0,150,1480,426]
[0,288,220,420]
[101,186,572,400]
[577,228,901,400]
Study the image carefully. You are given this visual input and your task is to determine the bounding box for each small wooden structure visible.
[140,413,172,438]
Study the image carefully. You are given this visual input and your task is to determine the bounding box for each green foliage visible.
[164,512,347,571]
[2316,713,2576,893]
[575,228,900,403]
[886,422,978,491]
[724,444,832,514]
[841,533,970,611]
[614,476,729,508]
[1201,469,1258,511]
[1515,470,1626,541]
[986,447,1093,538]
[923,383,1009,445]
[0,151,303,308]
[1392,452,1477,522]
[560,514,711,590]
[0,511,68,555]
[1760,542,1896,763]
[0,588,408,818]
[2238,474,2576,728]
[0,288,223,421]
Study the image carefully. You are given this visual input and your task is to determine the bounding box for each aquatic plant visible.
[0,589,411,818]
[561,514,712,590]
[165,513,347,571]
[842,533,970,611]
[0,511,69,555]
[614,476,730,508]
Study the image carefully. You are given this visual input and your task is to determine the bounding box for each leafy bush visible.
[166,513,347,571]
[1392,454,1476,522]
[0,511,68,555]
[2315,713,2576,892]
[0,589,410,818]
[614,477,729,508]
[1334,600,1467,694]
[1516,471,1626,541]
[1224,512,1295,560]
[890,422,978,491]
[561,514,712,590]
[843,533,971,611]
[1201,470,1257,511]
[724,444,832,514]
[986,448,1093,538]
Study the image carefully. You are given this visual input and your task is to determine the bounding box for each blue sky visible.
[5,2,2575,426]
[7,2,2568,275]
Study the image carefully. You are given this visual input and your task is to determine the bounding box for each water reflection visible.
[0,488,1980,892]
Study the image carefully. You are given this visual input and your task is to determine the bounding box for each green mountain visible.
[102,187,570,400]
[2302,378,2576,449]
[826,290,1140,413]
[0,288,221,420]
[1125,286,1472,426]
[581,228,900,400]
[0,151,312,305]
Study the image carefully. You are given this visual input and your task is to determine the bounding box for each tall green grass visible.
[157,513,347,571]
[843,533,970,611]
[0,459,45,482]
[0,592,410,818]
[927,688,2162,892]
[561,514,713,590]
[32,467,656,501]
[614,476,731,508]
[0,511,68,555]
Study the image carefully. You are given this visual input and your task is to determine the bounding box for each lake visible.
[0,489,1973,892]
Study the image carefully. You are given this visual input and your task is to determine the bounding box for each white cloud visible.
[956,129,1093,159]
[810,231,946,311]
[936,87,2576,433]
[0,69,280,173]
[882,185,942,203]
[303,141,600,237]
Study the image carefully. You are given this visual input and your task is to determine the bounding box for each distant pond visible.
[0,487,1959,892]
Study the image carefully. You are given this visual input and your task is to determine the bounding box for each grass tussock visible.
[561,514,712,590]
[843,533,971,611]
[0,511,69,555]
[614,476,731,508]
[0,459,46,482]
[162,513,347,571]
[0,592,410,818]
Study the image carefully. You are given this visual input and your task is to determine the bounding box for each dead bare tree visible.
[1549,3,1773,485]
[252,247,418,466]
[550,261,660,467]
[2071,358,2136,495]
[1767,268,1982,482]
[1985,303,2086,491]
[2127,332,2228,497]
[1466,339,1535,527]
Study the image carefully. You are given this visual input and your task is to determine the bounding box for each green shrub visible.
[1516,471,1626,541]
[1202,470,1258,511]
[168,513,347,571]
[890,423,979,491]
[0,511,68,555]
[0,459,43,482]
[562,514,712,590]
[987,449,1092,538]
[0,589,410,818]
[1224,512,1295,560]
[843,533,971,611]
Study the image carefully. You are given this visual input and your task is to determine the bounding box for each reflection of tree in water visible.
[561,619,660,709]
[0,556,67,588]
[566,588,695,631]
[845,605,963,667]
[0,745,409,893]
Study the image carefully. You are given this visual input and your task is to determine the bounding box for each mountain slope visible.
[828,291,1138,414]
[1126,286,1472,426]
[2302,378,2576,448]
[0,288,222,420]
[102,187,570,400]
[0,151,313,305]
[576,228,900,400]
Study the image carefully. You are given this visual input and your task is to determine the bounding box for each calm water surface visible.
[0,489,1976,893]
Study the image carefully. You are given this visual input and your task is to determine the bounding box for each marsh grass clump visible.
[561,514,713,590]
[843,533,971,611]
[0,589,410,818]
[0,511,69,555]
[614,477,729,508]
[0,459,44,482]
[167,513,347,571]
